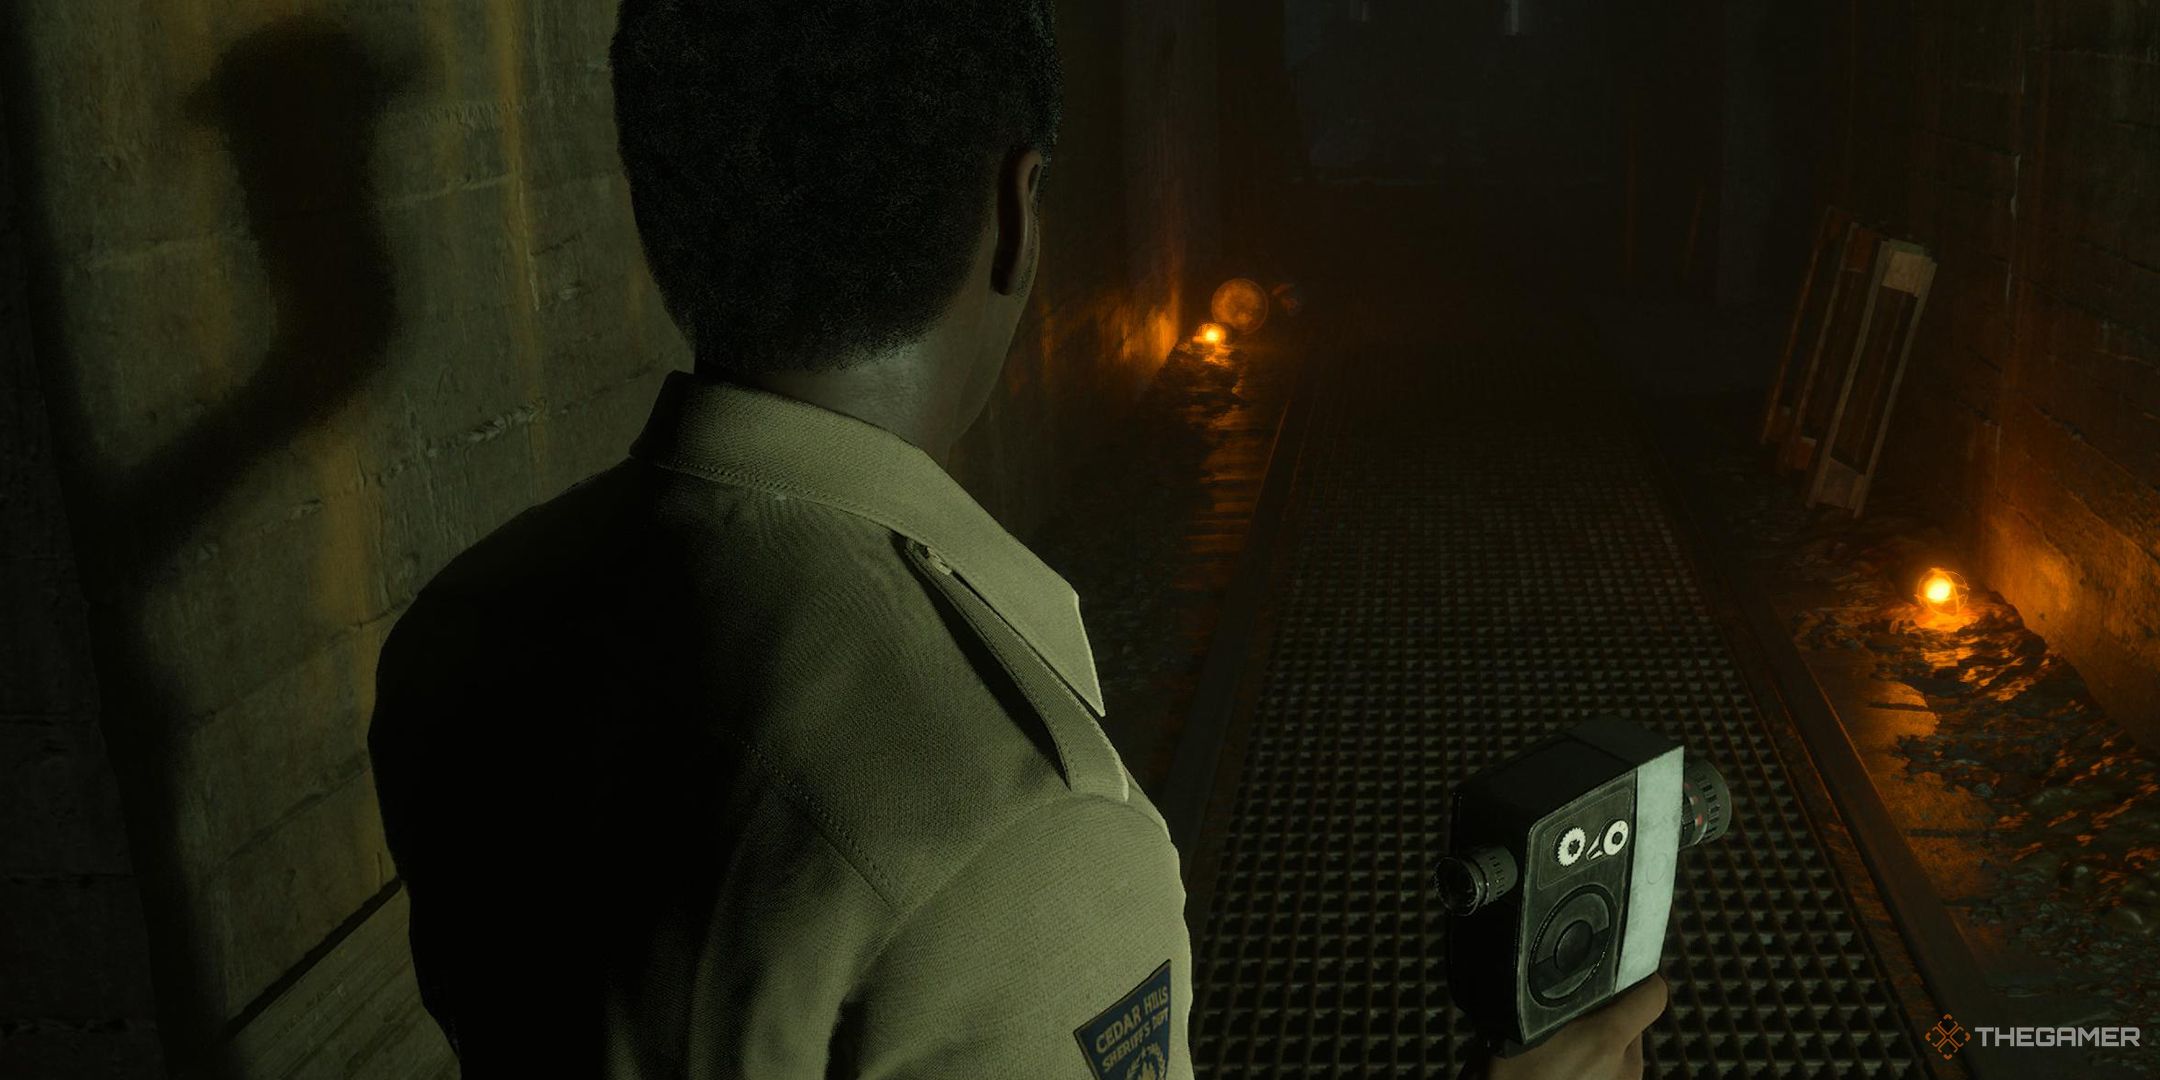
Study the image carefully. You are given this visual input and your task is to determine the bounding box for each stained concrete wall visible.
[955,0,1223,518]
[1821,1,2160,741]
[0,80,167,1078]
[0,1,1224,1075]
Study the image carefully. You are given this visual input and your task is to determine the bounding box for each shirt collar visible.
[628,371,1105,716]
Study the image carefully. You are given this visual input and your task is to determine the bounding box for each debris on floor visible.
[1700,448,2160,1055]
[1031,340,1285,790]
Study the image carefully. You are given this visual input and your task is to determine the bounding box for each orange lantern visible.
[1917,568,1967,615]
[1210,278,1271,335]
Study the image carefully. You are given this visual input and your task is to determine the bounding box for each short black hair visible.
[610,0,1063,374]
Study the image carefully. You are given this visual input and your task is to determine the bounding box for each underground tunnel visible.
[3,1,2158,1078]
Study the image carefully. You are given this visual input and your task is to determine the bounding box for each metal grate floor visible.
[1188,344,1924,1078]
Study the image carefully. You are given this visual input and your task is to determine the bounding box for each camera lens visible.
[1435,845,1518,916]
[1678,757,1731,848]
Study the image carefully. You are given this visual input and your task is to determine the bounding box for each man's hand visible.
[1486,973,1669,1080]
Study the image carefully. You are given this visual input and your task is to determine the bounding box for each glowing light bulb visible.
[1916,568,1967,615]
[1923,575,1953,605]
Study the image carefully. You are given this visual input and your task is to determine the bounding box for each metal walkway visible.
[1183,332,1927,1078]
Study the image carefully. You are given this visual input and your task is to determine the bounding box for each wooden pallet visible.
[1807,239,1937,516]
[1759,205,1853,446]
[1776,220,1886,475]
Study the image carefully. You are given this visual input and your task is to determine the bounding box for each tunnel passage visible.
[1178,291,1926,1078]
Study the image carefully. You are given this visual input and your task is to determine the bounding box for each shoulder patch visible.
[1074,960,1174,1080]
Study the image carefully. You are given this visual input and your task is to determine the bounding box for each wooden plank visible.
[1760,206,1850,445]
[1806,240,1895,503]
[1849,254,1939,516]
[1778,223,1884,474]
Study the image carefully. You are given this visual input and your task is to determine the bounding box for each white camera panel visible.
[1616,746,1683,987]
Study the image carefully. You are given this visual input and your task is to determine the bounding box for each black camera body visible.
[1437,717,1730,1056]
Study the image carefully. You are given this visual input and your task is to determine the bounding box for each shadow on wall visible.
[3,17,411,1072]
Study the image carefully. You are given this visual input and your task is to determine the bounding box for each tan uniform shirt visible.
[368,372,1193,1079]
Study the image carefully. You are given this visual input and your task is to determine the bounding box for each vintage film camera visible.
[1435,717,1731,1056]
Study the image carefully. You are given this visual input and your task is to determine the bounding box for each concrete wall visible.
[1826,2,2160,739]
[954,0,1223,521]
[0,1,1223,1075]
[0,79,167,1079]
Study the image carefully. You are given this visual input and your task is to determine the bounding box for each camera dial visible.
[1555,826,1588,866]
